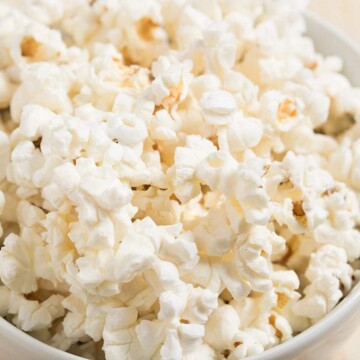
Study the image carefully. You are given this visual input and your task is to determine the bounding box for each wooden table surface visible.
[310,0,360,44]
[309,1,360,359]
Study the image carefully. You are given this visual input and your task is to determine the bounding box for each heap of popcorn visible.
[0,0,360,359]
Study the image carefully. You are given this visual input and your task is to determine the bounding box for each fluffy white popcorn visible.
[194,207,235,256]
[328,138,360,191]
[0,230,56,293]
[135,288,208,358]
[200,90,238,125]
[226,117,263,154]
[258,91,302,133]
[313,225,360,262]
[11,62,74,122]
[61,294,87,341]
[169,135,216,203]
[10,22,66,69]
[52,163,81,195]
[150,56,193,112]
[204,305,240,350]
[196,153,272,225]
[18,104,56,140]
[0,130,10,181]
[114,233,157,283]
[0,1,359,359]
[8,291,64,332]
[108,113,148,147]
[306,245,353,292]
[0,71,15,108]
[158,230,199,271]
[103,306,148,360]
[202,22,238,76]
[292,274,343,322]
[191,74,221,100]
[271,270,300,299]
[227,327,277,359]
[0,192,5,237]
[234,226,273,293]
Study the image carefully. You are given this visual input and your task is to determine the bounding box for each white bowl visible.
[1,12,360,360]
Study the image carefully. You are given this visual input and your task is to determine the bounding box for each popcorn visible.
[181,287,218,324]
[202,22,237,76]
[114,232,157,283]
[135,290,207,357]
[150,56,192,111]
[226,117,263,154]
[18,104,56,141]
[0,192,5,236]
[11,22,66,66]
[0,231,55,293]
[11,62,74,122]
[61,294,87,340]
[306,245,353,292]
[158,230,199,271]
[328,138,360,191]
[258,91,301,133]
[169,135,216,203]
[0,130,10,180]
[103,306,147,360]
[8,291,65,332]
[0,71,15,108]
[204,305,240,350]
[191,74,221,100]
[228,328,274,359]
[183,344,216,360]
[284,82,331,128]
[194,207,235,256]
[200,90,237,125]
[53,163,81,195]
[271,270,300,299]
[84,298,124,341]
[108,113,148,147]
[292,274,343,322]
[17,200,45,227]
[0,1,359,359]
[196,152,272,225]
[234,226,273,293]
[12,0,64,26]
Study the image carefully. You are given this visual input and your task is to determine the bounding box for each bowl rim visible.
[1,10,360,360]
[305,11,360,55]
[0,315,82,359]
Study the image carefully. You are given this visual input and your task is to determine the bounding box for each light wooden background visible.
[310,0,360,43]
[310,1,360,359]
